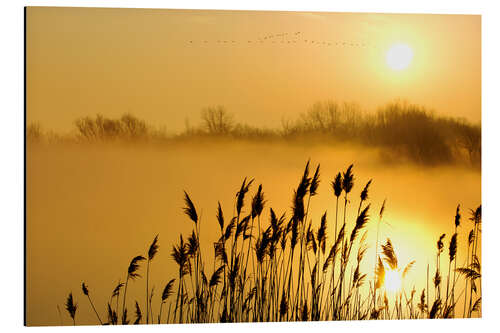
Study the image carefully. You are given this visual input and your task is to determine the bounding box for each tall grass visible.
[62,161,481,325]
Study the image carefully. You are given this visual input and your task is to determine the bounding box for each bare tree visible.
[75,114,150,141]
[457,123,481,164]
[201,106,234,135]
[121,114,148,139]
[27,122,43,143]
[75,116,99,141]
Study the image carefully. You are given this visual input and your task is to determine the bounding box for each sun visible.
[385,269,402,292]
[386,43,414,71]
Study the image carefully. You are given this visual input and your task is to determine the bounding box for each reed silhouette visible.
[61,160,481,325]
[64,292,77,326]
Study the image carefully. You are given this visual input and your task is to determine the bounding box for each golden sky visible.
[27,7,481,132]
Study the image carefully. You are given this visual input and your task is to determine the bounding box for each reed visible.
[82,282,102,324]
[64,292,77,326]
[62,160,481,325]
[146,235,159,324]
[121,255,145,323]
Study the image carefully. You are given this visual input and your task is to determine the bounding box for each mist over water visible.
[26,141,480,326]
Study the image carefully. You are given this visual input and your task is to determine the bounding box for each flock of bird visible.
[187,31,378,48]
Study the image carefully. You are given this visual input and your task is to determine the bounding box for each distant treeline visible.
[27,101,481,167]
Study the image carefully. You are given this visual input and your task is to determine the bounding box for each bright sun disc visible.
[385,269,402,292]
[386,44,413,71]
